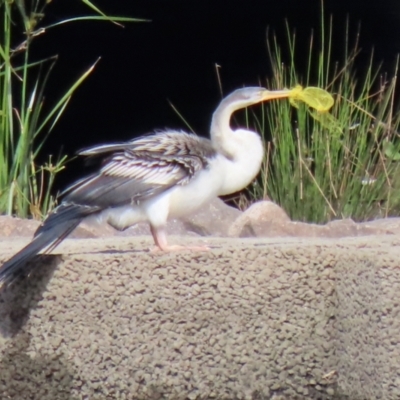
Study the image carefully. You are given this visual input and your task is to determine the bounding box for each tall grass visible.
[249,15,400,223]
[0,0,143,219]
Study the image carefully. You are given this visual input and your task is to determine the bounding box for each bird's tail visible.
[0,203,99,285]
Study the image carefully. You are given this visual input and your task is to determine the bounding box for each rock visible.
[0,216,40,237]
[324,219,390,238]
[0,198,396,240]
[358,218,400,235]
[0,216,97,239]
[180,198,242,237]
[0,198,242,239]
[228,200,290,237]
[229,201,393,238]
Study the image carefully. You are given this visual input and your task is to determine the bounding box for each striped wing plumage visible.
[0,131,216,284]
[62,131,216,208]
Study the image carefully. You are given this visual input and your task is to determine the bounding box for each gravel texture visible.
[0,235,399,400]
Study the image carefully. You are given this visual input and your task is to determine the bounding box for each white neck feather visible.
[208,95,265,195]
[210,97,243,159]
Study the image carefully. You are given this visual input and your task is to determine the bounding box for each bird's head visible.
[210,86,293,156]
[226,86,292,110]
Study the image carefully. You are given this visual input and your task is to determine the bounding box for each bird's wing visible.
[62,131,216,208]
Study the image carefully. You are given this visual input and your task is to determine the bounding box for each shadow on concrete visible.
[0,255,61,337]
[0,331,78,400]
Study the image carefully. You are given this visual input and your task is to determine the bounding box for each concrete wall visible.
[0,235,399,399]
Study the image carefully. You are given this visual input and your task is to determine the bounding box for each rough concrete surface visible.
[0,234,399,400]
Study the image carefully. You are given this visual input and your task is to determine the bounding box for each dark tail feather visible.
[0,203,99,285]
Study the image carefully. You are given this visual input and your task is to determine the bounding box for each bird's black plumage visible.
[0,203,99,285]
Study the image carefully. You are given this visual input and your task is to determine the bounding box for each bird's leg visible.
[150,226,209,252]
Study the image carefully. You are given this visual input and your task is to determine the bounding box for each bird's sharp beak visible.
[261,89,292,101]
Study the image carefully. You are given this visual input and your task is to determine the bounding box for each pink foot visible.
[150,225,209,253]
[151,244,210,253]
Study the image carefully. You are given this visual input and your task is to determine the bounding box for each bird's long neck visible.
[210,96,242,158]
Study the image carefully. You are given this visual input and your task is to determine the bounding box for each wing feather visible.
[62,131,216,209]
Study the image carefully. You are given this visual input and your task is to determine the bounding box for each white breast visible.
[215,129,264,196]
[164,166,223,217]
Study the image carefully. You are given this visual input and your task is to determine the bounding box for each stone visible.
[228,200,394,239]
[228,200,290,237]
[0,198,242,239]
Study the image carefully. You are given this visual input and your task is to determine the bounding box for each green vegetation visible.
[0,0,142,219]
[3,2,398,225]
[246,15,400,223]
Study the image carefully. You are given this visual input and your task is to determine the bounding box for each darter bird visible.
[0,87,291,284]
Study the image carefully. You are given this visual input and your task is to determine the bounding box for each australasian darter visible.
[0,87,291,284]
